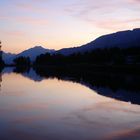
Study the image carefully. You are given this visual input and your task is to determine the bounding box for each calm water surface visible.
[0,68,140,140]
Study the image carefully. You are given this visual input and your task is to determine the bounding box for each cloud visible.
[128,0,140,3]
[86,18,140,30]
[0,15,48,26]
[65,0,140,30]
[15,2,48,13]
[15,17,48,26]
[65,0,121,16]
[0,0,48,26]
[1,30,26,38]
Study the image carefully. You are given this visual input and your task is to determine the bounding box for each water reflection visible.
[0,67,2,91]
[0,67,140,140]
[2,67,140,105]
[0,73,1,91]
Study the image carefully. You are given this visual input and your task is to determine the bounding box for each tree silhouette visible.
[34,46,140,66]
[0,41,5,66]
[13,56,31,66]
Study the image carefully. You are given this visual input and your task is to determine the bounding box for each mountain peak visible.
[23,46,47,52]
[30,46,46,50]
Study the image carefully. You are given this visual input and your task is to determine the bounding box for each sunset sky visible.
[0,0,140,53]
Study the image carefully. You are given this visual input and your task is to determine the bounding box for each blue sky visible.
[0,0,140,53]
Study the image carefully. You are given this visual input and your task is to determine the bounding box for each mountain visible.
[57,28,140,55]
[16,46,55,61]
[3,46,55,64]
[2,52,16,65]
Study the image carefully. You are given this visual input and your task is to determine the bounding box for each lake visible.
[0,67,140,140]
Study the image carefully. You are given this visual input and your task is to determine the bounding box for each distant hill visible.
[57,28,140,55]
[3,46,55,64]
[3,52,16,65]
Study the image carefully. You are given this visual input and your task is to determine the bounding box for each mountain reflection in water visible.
[1,67,140,105]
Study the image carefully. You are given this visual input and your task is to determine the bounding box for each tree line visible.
[34,47,140,66]
[12,46,140,66]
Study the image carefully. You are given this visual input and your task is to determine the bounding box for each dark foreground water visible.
[0,67,140,140]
